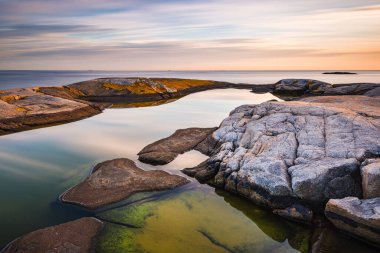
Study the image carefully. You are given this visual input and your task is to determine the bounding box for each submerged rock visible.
[61,158,189,209]
[0,217,103,253]
[325,197,380,246]
[184,96,379,214]
[138,127,217,165]
[361,159,380,199]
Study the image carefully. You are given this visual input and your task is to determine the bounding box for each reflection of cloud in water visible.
[0,151,67,180]
[137,150,209,176]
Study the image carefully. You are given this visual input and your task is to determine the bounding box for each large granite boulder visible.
[325,197,380,246]
[138,127,217,165]
[186,96,380,213]
[0,217,103,253]
[361,159,380,199]
[61,158,189,209]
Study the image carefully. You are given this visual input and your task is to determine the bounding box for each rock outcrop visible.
[37,78,244,103]
[325,197,380,246]
[0,88,100,135]
[177,96,379,215]
[61,158,189,209]
[0,78,257,135]
[361,159,380,199]
[271,79,380,98]
[273,79,333,96]
[1,78,378,136]
[138,127,217,165]
[324,83,380,97]
[0,217,103,253]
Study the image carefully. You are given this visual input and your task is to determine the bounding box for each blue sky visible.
[0,0,379,70]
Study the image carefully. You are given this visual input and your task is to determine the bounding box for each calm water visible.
[0,71,379,252]
[1,70,380,90]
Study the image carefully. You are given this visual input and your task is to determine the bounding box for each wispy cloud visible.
[0,0,379,70]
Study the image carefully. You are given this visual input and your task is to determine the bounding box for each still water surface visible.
[1,70,380,90]
[0,87,378,251]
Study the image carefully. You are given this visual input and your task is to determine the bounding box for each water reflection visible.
[0,88,377,252]
[0,89,276,246]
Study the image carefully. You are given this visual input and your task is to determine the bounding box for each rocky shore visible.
[138,94,380,246]
[1,77,379,251]
[0,77,256,135]
[1,77,379,136]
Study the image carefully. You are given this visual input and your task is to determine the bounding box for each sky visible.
[0,0,379,70]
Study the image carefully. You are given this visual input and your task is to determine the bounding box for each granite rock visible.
[188,96,380,211]
[325,197,380,246]
[361,159,380,199]
[0,217,103,253]
[138,127,217,165]
[61,158,189,209]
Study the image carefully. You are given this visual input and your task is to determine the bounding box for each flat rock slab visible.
[61,158,189,209]
[0,217,103,253]
[0,88,100,134]
[138,127,217,165]
[325,197,380,246]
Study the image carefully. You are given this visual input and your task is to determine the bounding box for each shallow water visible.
[0,88,378,252]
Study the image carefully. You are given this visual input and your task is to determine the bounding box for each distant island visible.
[323,71,357,75]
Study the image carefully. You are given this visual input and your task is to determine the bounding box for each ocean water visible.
[0,70,380,90]
[0,71,378,252]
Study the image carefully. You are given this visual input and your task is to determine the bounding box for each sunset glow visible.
[1,0,380,70]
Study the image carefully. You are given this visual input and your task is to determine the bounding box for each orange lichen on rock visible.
[103,81,166,94]
[155,78,215,90]
[0,94,24,104]
[65,86,86,96]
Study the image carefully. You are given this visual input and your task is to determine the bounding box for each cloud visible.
[0,0,379,70]
[0,24,113,38]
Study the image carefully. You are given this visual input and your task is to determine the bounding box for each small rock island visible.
[323,72,357,74]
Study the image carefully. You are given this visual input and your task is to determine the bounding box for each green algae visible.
[96,224,146,253]
[96,187,310,253]
[99,202,156,228]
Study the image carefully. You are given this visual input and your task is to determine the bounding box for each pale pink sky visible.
[0,0,379,70]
